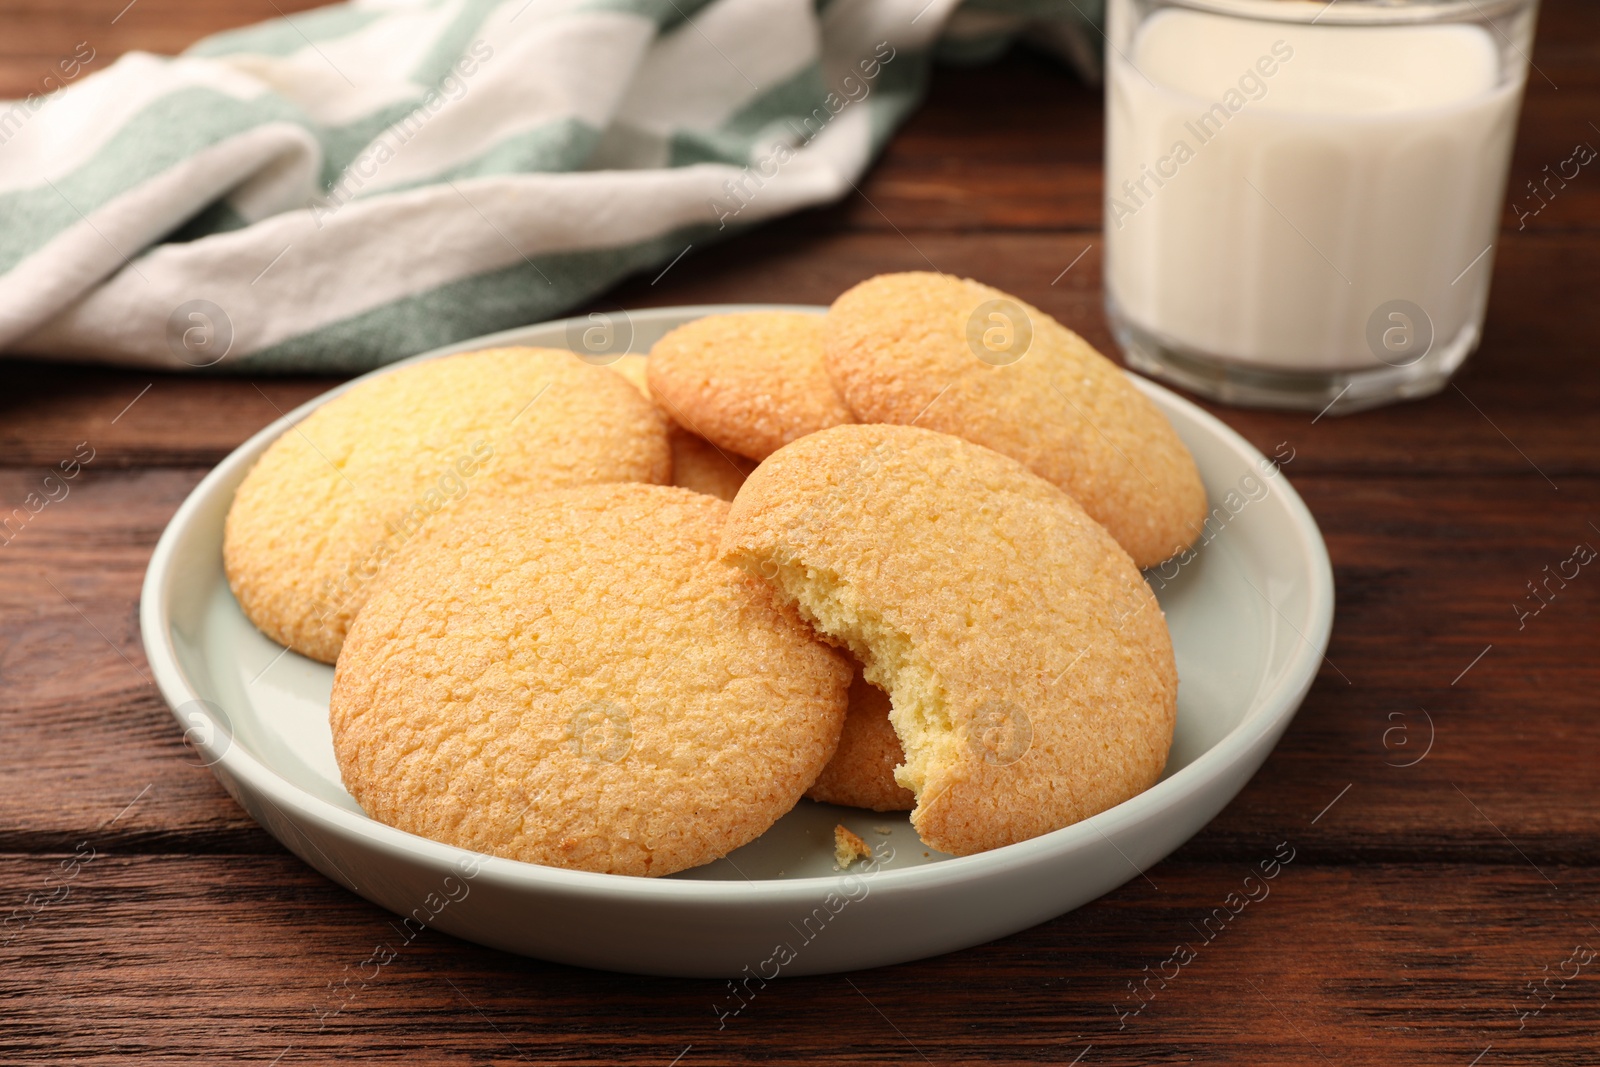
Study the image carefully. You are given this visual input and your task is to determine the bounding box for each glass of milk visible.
[1105,0,1539,413]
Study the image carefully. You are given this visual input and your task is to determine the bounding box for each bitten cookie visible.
[721,425,1178,857]
[612,353,756,502]
[330,483,852,877]
[224,347,670,663]
[823,272,1206,567]
[647,311,854,461]
[805,663,915,812]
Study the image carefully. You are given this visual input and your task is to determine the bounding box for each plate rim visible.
[139,303,1335,904]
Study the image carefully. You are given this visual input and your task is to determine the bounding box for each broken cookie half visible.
[720,425,1178,857]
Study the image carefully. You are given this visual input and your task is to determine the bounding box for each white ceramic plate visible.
[140,305,1334,978]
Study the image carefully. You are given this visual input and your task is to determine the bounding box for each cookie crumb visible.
[873,825,892,835]
[834,825,872,868]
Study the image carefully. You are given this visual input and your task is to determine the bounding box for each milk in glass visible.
[1105,3,1530,407]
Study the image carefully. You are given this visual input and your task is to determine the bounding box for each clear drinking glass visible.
[1104,0,1540,413]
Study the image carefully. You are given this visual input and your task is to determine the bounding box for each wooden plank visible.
[0,854,1595,1064]
[0,0,327,98]
[0,373,331,469]
[0,465,264,851]
[1,467,1595,859]
[1,229,1598,476]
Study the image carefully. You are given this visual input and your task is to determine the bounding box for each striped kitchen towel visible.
[0,0,1100,372]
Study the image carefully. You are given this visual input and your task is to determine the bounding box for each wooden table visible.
[3,2,1597,1063]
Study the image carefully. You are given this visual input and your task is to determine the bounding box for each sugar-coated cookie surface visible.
[669,432,757,502]
[805,665,915,812]
[823,272,1206,568]
[330,483,852,877]
[611,354,755,502]
[648,311,854,461]
[721,425,1177,857]
[224,347,670,664]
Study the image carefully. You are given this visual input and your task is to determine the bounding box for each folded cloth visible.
[0,0,1099,372]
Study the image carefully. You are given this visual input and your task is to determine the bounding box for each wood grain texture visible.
[1,856,1597,1064]
[1,0,1598,1063]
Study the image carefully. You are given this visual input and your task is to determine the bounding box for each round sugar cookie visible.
[611,353,756,502]
[823,272,1206,567]
[669,432,757,502]
[330,483,852,877]
[805,663,915,812]
[224,347,670,664]
[721,424,1177,857]
[647,311,854,461]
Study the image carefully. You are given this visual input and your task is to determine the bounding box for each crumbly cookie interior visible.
[756,555,953,798]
